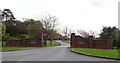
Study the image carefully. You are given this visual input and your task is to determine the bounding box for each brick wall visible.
[6,34,43,47]
[70,33,112,49]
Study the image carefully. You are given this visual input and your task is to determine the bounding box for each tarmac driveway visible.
[2,40,117,61]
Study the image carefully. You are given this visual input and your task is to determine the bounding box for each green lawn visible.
[1,47,37,51]
[72,48,119,58]
[46,40,61,47]
[0,41,36,51]
[62,40,70,43]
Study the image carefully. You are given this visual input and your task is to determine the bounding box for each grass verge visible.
[72,48,119,58]
[46,40,61,47]
[1,47,37,51]
[0,41,37,51]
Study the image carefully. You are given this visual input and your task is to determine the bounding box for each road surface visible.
[2,40,117,61]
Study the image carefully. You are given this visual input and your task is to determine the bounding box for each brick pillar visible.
[5,38,10,46]
[22,37,26,46]
[88,36,94,48]
[40,34,43,47]
[37,34,43,47]
[71,33,75,47]
[107,38,112,49]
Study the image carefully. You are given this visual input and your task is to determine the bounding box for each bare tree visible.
[62,26,73,37]
[51,16,58,30]
[63,26,68,36]
[68,29,72,37]
[41,15,58,30]
[41,14,59,45]
[77,30,89,38]
[89,30,96,36]
[77,29,97,38]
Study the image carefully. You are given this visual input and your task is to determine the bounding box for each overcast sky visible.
[0,0,119,34]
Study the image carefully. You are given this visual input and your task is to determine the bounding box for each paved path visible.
[56,40,70,47]
[2,40,117,61]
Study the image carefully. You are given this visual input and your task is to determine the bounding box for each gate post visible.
[38,34,44,47]
[5,38,10,47]
[88,36,94,48]
[41,34,44,47]
[71,33,75,48]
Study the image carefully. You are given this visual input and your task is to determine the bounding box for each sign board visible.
[30,42,37,45]
[79,42,85,45]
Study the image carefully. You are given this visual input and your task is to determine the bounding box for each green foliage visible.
[2,19,44,39]
[113,30,120,49]
[9,36,21,40]
[100,26,117,39]
[99,26,120,49]
[24,19,44,36]
[0,23,21,40]
[3,20,25,36]
[3,34,21,40]
[1,9,60,41]
[0,23,2,36]
[0,23,10,40]
[116,30,120,42]
[20,34,33,38]
[46,40,61,47]
[0,41,6,47]
[2,33,10,40]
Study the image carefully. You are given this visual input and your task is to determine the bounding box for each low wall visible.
[71,33,112,49]
[6,34,43,47]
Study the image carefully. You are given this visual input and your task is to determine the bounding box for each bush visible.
[10,36,21,40]
[2,33,11,40]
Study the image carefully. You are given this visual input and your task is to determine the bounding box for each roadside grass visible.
[72,48,119,58]
[0,41,37,51]
[62,40,70,43]
[1,47,37,51]
[46,40,61,47]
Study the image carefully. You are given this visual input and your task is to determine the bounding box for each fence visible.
[5,34,43,47]
[70,33,112,49]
